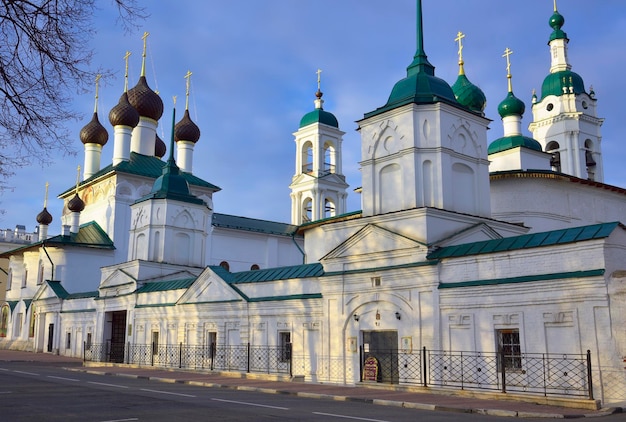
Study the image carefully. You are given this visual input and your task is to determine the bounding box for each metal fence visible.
[360,347,593,399]
[84,342,592,399]
[84,342,292,375]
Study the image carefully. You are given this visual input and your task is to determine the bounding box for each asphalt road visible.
[1,361,625,421]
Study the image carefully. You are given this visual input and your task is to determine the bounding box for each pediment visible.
[178,267,244,305]
[434,222,503,247]
[99,270,137,297]
[322,224,426,261]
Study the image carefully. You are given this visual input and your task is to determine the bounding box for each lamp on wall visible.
[395,311,401,320]
[353,313,360,322]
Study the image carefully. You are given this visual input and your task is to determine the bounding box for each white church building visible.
[2,1,626,406]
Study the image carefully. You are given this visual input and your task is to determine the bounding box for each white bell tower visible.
[290,70,348,225]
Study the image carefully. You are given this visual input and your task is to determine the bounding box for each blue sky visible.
[1,0,625,233]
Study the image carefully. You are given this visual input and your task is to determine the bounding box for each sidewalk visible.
[0,349,622,418]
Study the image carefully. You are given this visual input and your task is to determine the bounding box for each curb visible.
[65,368,624,418]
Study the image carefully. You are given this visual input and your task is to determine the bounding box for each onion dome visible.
[155,133,166,158]
[109,92,140,128]
[488,135,542,155]
[68,193,85,212]
[452,73,486,115]
[174,109,201,143]
[497,92,525,118]
[79,112,109,146]
[36,207,53,225]
[540,70,585,99]
[299,90,339,128]
[549,9,567,42]
[127,76,164,121]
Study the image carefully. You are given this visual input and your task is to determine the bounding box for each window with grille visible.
[497,329,521,371]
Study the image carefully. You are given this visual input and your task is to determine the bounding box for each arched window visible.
[22,268,28,288]
[6,269,12,290]
[302,142,313,174]
[546,141,561,172]
[219,261,230,271]
[303,198,313,222]
[250,264,260,270]
[324,198,336,219]
[0,305,8,337]
[323,142,335,175]
[584,140,596,180]
[37,260,44,285]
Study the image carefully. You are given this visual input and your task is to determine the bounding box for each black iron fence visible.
[360,346,593,399]
[84,342,292,375]
[84,342,592,399]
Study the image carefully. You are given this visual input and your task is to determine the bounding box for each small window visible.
[0,305,8,337]
[6,269,12,290]
[86,333,92,350]
[37,261,44,285]
[279,331,291,362]
[250,264,260,270]
[66,332,71,349]
[21,269,28,288]
[371,277,381,287]
[219,261,230,271]
[152,331,159,356]
[497,329,521,371]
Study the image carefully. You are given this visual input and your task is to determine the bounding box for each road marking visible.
[0,391,11,394]
[88,381,129,389]
[13,370,39,376]
[0,368,9,371]
[312,412,392,422]
[211,398,288,410]
[47,375,79,382]
[140,388,196,398]
[99,419,139,422]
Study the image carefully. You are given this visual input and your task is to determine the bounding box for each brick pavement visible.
[0,349,622,418]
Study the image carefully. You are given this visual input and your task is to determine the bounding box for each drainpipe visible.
[41,242,54,281]
[290,230,306,264]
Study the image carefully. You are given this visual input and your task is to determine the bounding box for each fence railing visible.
[359,346,593,399]
[84,342,592,399]
[84,342,292,375]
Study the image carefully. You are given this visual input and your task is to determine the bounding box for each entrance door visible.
[362,330,399,383]
[109,311,127,363]
[47,323,54,353]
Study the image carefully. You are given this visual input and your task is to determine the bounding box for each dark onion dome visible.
[67,193,85,212]
[127,75,164,121]
[452,73,486,115]
[549,9,567,42]
[174,109,201,143]
[497,91,525,118]
[540,70,586,100]
[155,133,166,158]
[36,207,53,225]
[488,135,543,155]
[299,90,339,128]
[109,91,140,128]
[79,112,109,146]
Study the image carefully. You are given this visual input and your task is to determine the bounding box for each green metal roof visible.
[439,269,604,289]
[541,70,585,100]
[452,73,486,115]
[212,213,301,237]
[46,280,70,299]
[230,263,324,284]
[65,291,99,300]
[0,221,114,258]
[488,135,543,155]
[136,278,196,293]
[6,301,18,312]
[23,299,32,310]
[427,222,620,260]
[299,109,339,128]
[60,152,220,197]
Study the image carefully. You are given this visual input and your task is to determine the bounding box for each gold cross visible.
[455,31,465,63]
[184,70,192,110]
[44,182,49,208]
[141,32,149,76]
[75,166,81,191]
[94,74,101,112]
[123,51,131,91]
[502,47,513,75]
[316,68,322,91]
[553,0,558,12]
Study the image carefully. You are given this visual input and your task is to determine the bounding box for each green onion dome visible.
[497,91,525,118]
[540,70,585,100]
[109,92,140,128]
[128,76,164,121]
[299,90,338,128]
[488,135,542,155]
[549,9,567,42]
[452,73,486,115]
[174,109,201,143]
[79,112,109,146]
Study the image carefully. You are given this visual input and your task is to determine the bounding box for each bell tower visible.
[290,70,348,224]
